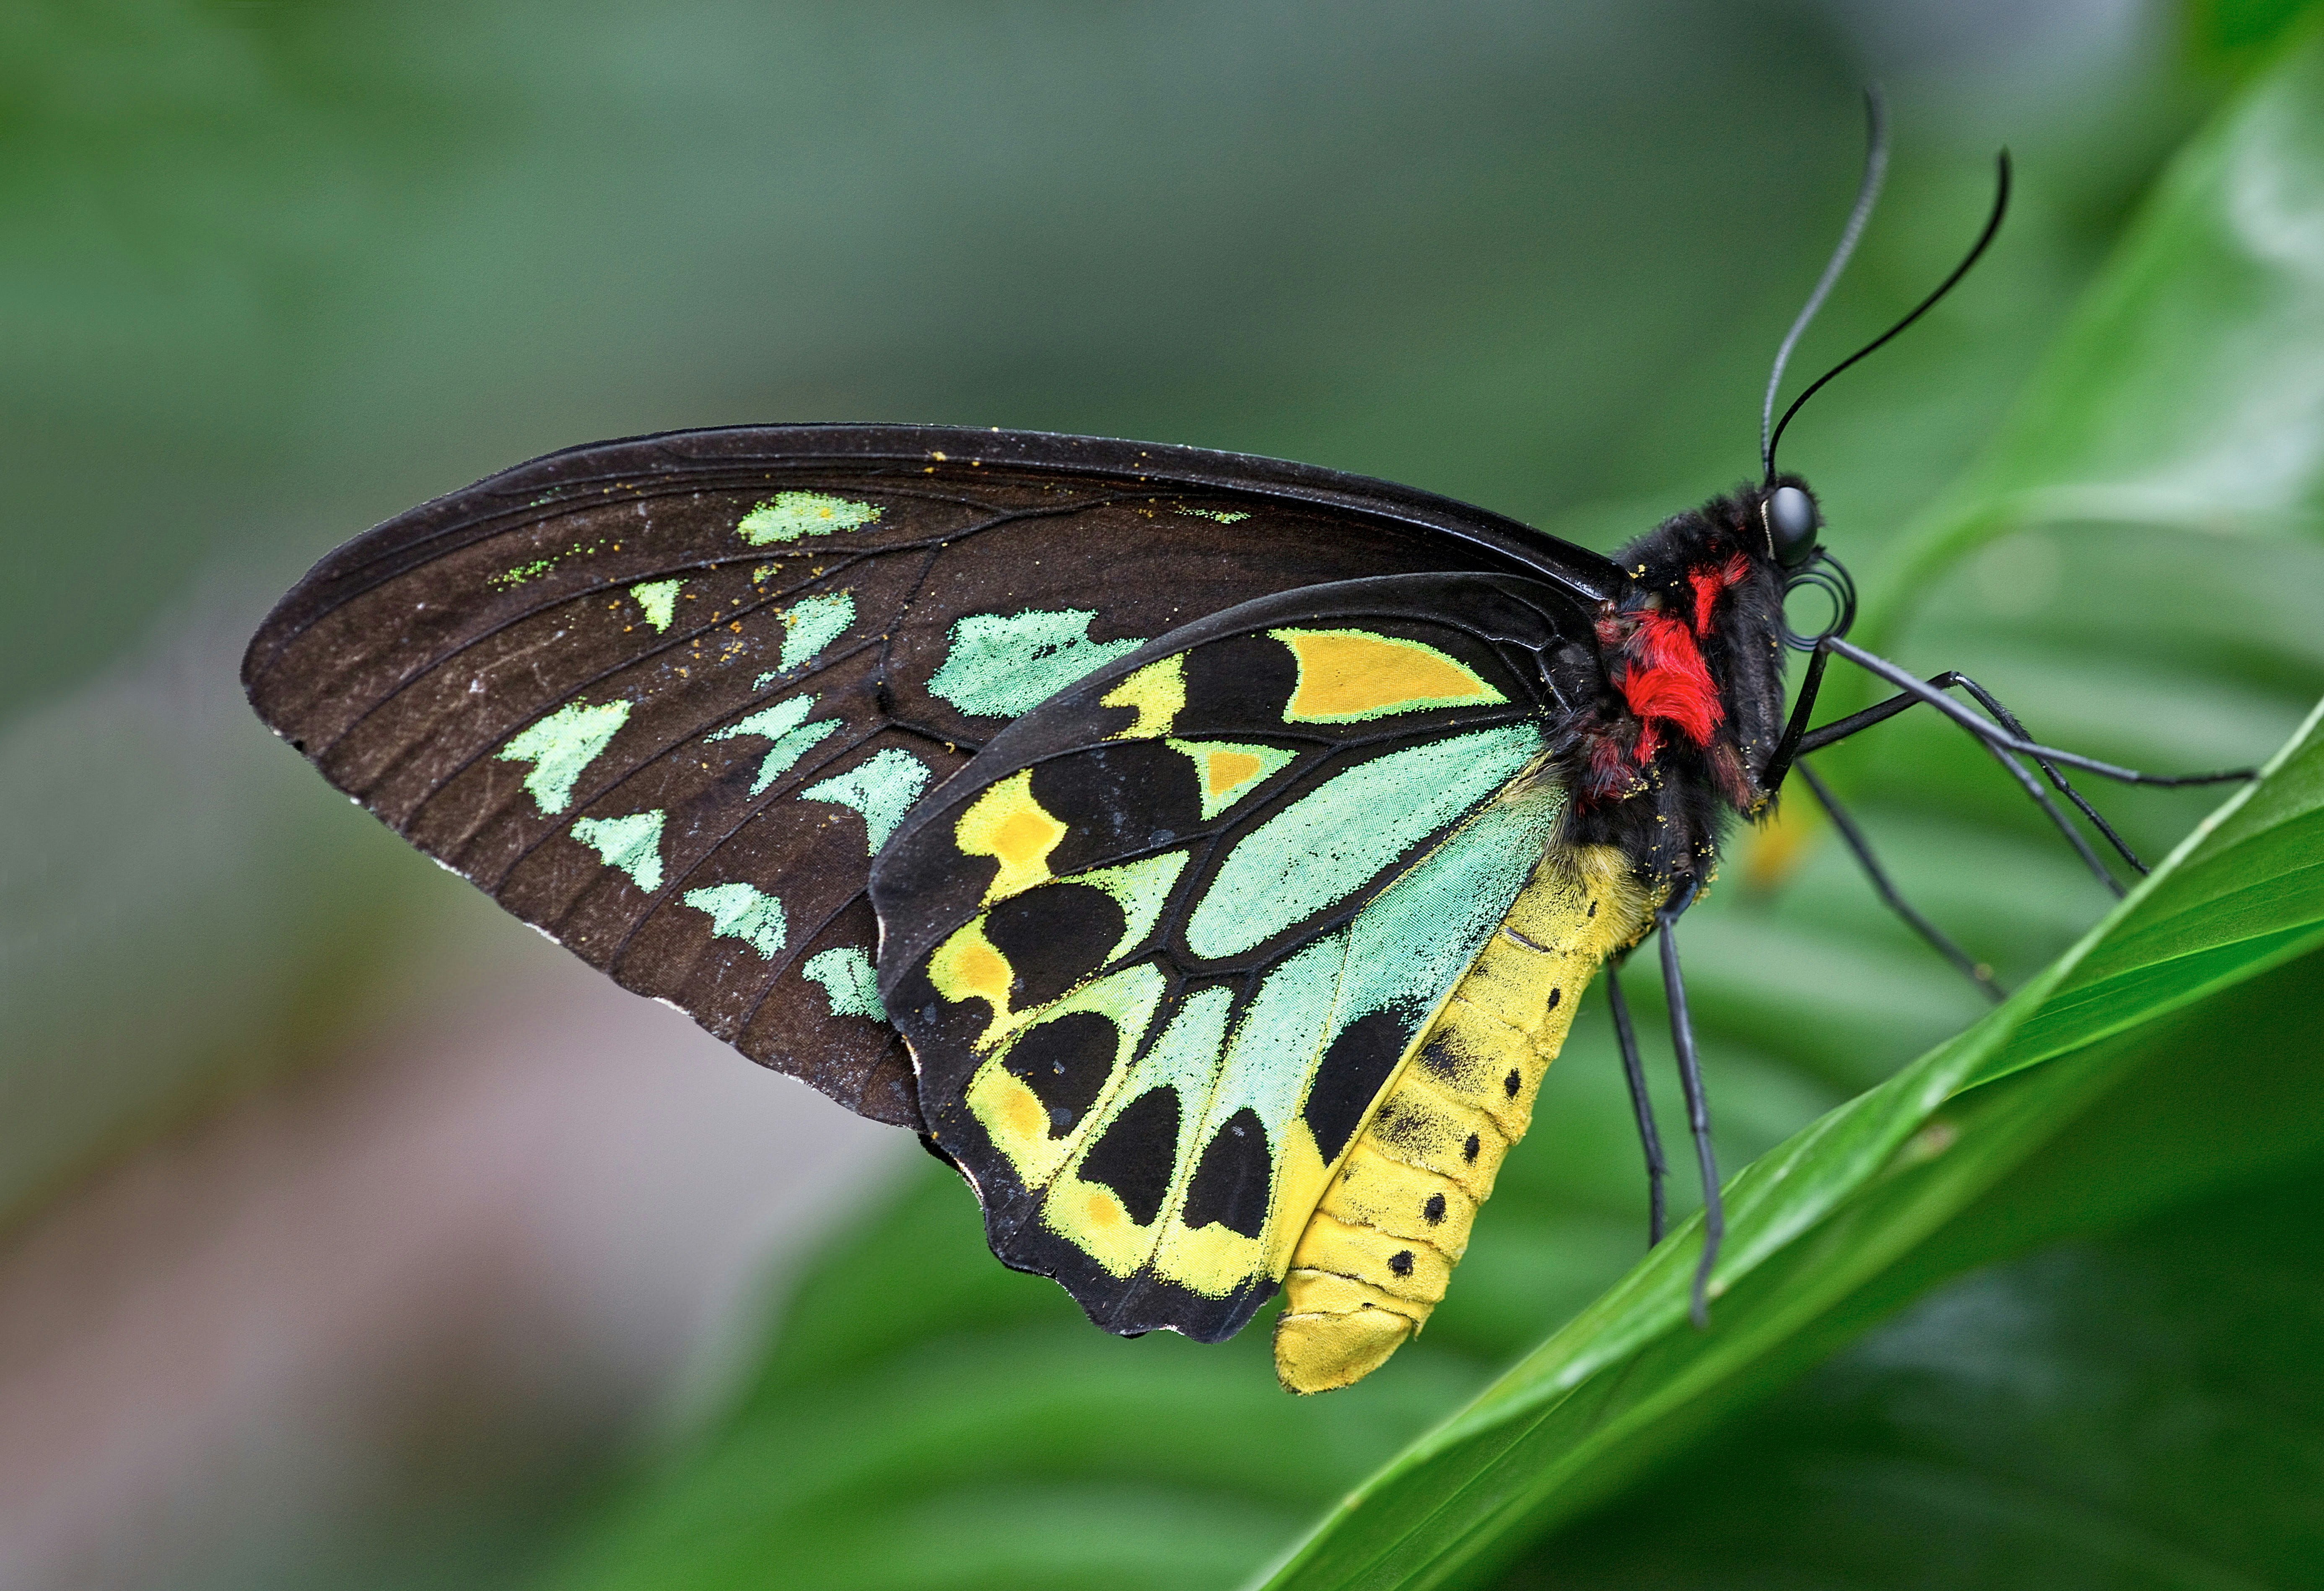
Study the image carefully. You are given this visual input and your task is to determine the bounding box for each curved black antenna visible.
[1761,88,1889,485]
[1766,148,2014,478]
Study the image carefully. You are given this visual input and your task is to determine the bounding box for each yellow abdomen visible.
[1272,843,1650,1393]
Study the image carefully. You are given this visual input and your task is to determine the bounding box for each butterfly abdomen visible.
[1273,843,1650,1393]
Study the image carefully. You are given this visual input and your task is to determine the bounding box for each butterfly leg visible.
[1604,954,1669,1245]
[1795,759,2004,1003]
[1653,877,1721,1329]
[1790,639,2253,895]
[1818,661,2138,880]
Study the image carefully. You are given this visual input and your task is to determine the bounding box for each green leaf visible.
[1254,702,2324,1591]
[1504,1141,2324,1588]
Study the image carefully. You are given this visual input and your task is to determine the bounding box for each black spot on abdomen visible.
[1078,1086,1180,1226]
[1182,1107,1271,1238]
[1004,1011,1116,1138]
[1303,1010,1408,1164]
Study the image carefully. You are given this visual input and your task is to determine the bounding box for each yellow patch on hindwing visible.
[926,917,1017,1044]
[953,769,1068,903]
[1084,1187,1129,1232]
[1145,1114,1331,1300]
[1271,628,1506,723]
[1152,1214,1267,1302]
[1101,656,1185,739]
[966,1062,1053,1163]
[1274,842,1653,1394]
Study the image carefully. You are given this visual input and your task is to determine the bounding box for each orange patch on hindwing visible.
[1164,737,1296,819]
[1272,629,1505,723]
[1202,747,1263,793]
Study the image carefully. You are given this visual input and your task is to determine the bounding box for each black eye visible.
[1766,485,1818,568]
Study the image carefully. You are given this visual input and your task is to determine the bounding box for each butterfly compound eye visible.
[1765,485,1819,569]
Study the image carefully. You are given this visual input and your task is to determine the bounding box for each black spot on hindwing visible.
[1004,1012,1116,1138]
[982,883,1125,1008]
[1179,633,1301,733]
[1026,740,1203,875]
[1303,1010,1411,1165]
[1079,1086,1181,1227]
[1182,1108,1271,1238]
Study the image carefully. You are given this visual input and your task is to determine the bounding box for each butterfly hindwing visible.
[243,426,1616,1127]
[870,571,1599,1340]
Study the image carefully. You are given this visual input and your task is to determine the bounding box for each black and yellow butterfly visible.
[242,137,2246,1393]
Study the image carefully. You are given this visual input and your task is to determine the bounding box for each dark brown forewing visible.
[244,425,1614,1127]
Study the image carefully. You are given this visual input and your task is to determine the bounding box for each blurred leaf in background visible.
[2,3,2319,1591]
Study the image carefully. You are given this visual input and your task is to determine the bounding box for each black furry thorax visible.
[1554,477,1812,887]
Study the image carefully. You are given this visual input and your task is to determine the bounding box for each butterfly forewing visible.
[870,572,1598,1340]
[244,426,1610,1127]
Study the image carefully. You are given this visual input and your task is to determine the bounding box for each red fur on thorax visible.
[1688,552,1753,636]
[1620,611,1722,751]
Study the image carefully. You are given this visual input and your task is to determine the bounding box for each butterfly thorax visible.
[1559,478,1804,884]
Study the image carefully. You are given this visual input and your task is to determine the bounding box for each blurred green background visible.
[5,3,2321,1588]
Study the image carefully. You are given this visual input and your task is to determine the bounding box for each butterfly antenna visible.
[1761,87,1890,485]
[1766,146,2014,479]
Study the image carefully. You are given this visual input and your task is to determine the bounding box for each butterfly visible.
[241,117,2250,1394]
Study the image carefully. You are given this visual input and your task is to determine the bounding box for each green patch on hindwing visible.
[1078,852,1189,962]
[1183,724,1543,959]
[1166,738,1297,819]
